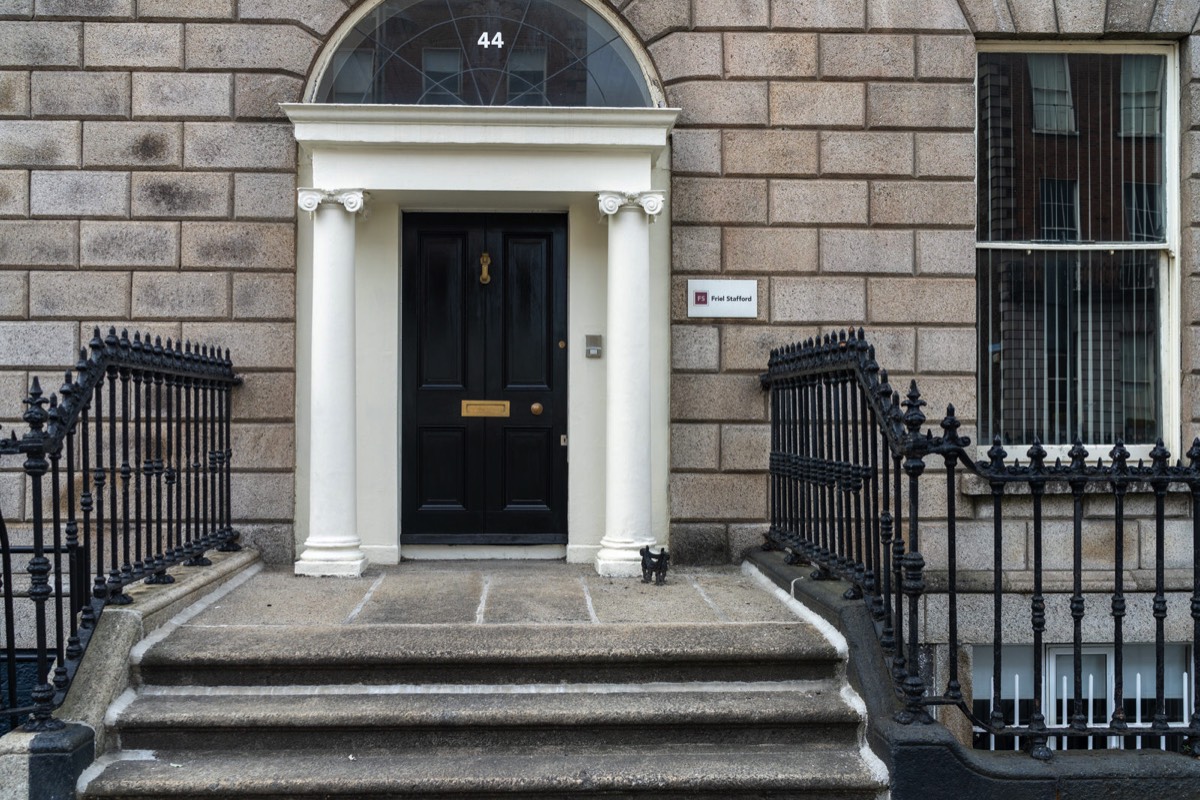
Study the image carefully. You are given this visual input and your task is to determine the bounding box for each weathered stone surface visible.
[0,321,76,367]
[721,324,818,370]
[821,34,913,78]
[0,272,26,318]
[0,121,80,167]
[648,32,722,82]
[723,227,817,273]
[1149,0,1200,32]
[916,229,974,275]
[0,220,76,266]
[133,72,232,118]
[230,370,293,420]
[229,423,294,470]
[669,473,767,520]
[720,424,769,471]
[771,0,865,30]
[724,33,817,77]
[81,220,177,267]
[230,471,293,519]
[916,326,976,373]
[183,122,295,170]
[868,0,968,29]
[0,21,80,67]
[671,324,719,371]
[666,80,768,126]
[671,177,767,224]
[84,121,181,168]
[670,423,720,470]
[232,273,293,319]
[728,522,769,561]
[135,0,233,18]
[770,82,864,127]
[132,271,228,318]
[820,131,912,175]
[132,171,231,218]
[1008,0,1057,33]
[29,271,129,318]
[858,325,914,371]
[181,222,294,270]
[181,321,293,369]
[917,35,974,79]
[186,23,319,75]
[672,226,721,273]
[234,73,303,119]
[694,0,768,27]
[671,373,766,420]
[671,129,720,175]
[867,277,976,323]
[0,169,27,216]
[32,69,129,117]
[820,229,913,274]
[622,0,689,42]
[1041,518,1139,572]
[668,524,729,566]
[770,179,868,224]
[1055,0,1104,33]
[233,172,295,220]
[914,132,973,178]
[35,0,131,16]
[870,181,974,225]
[771,276,866,323]
[30,170,129,218]
[867,83,974,129]
[0,71,29,117]
[237,0,348,34]
[954,0,1015,32]
[83,22,182,68]
[724,130,817,176]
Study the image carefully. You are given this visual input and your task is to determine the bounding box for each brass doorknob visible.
[531,403,543,416]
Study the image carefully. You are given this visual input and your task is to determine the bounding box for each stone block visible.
[1040,518,1139,572]
[0,120,80,167]
[867,0,968,30]
[694,0,767,27]
[648,32,722,82]
[858,326,915,372]
[820,229,913,274]
[35,0,131,16]
[721,324,818,371]
[186,23,319,75]
[232,273,293,319]
[870,181,974,226]
[671,324,719,371]
[723,130,817,176]
[917,35,975,80]
[181,222,295,270]
[230,470,293,520]
[0,321,76,367]
[915,132,973,178]
[672,226,721,273]
[770,82,864,127]
[80,220,176,267]
[0,170,27,216]
[820,131,912,175]
[234,172,295,220]
[183,122,295,170]
[131,171,231,218]
[132,271,227,319]
[181,321,293,369]
[666,80,768,126]
[770,179,868,224]
[917,229,974,275]
[230,370,292,420]
[1055,0,1104,33]
[916,327,976,374]
[234,73,304,119]
[132,72,231,118]
[728,522,768,561]
[237,0,348,34]
[0,21,80,67]
[922,520,1026,573]
[772,276,865,323]
[135,0,233,18]
[670,423,720,470]
[720,423,769,471]
[83,121,181,168]
[0,472,23,521]
[670,129,720,175]
[30,170,129,218]
[0,272,25,318]
[229,422,294,470]
[724,32,817,78]
[821,34,913,78]
[867,83,974,130]
[83,22,181,68]
[669,472,767,521]
[1008,1,1057,33]
[671,177,767,224]
[724,227,818,273]
[954,0,1015,32]
[28,270,129,318]
[0,0,30,15]
[671,373,766,421]
[0,71,29,117]
[867,277,976,324]
[770,0,865,30]
[622,0,689,41]
[0,220,76,266]
[1149,0,1199,33]
[668,523,729,566]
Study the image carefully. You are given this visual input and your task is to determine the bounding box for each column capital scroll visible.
[297,188,368,214]
[597,190,665,219]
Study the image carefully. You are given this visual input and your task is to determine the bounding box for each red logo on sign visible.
[694,291,708,305]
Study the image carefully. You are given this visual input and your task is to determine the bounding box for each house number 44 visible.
[477,32,505,48]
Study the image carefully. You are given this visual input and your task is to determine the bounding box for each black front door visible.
[401,213,568,544]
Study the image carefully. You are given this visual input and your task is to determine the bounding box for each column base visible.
[594,543,655,578]
[294,557,368,578]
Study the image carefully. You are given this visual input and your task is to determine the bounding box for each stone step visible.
[136,622,840,686]
[80,745,886,799]
[115,683,860,752]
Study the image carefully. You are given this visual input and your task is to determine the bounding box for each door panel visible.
[402,213,568,545]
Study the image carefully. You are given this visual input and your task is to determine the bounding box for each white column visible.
[295,189,369,577]
[595,190,665,577]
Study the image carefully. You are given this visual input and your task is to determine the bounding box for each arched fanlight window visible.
[315,0,654,107]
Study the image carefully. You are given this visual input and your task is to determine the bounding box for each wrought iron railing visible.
[762,329,1200,759]
[1,327,240,733]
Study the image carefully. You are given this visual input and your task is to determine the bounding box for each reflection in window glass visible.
[1121,55,1164,136]
[1028,54,1076,133]
[422,48,461,103]
[1039,179,1078,242]
[508,48,547,105]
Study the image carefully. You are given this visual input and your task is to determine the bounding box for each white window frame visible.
[976,41,1181,462]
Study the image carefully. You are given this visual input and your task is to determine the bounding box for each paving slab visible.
[351,570,484,625]
[482,571,593,623]
[689,574,799,623]
[584,573,724,624]
[185,570,372,626]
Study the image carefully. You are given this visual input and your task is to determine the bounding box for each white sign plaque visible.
[686,279,758,319]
